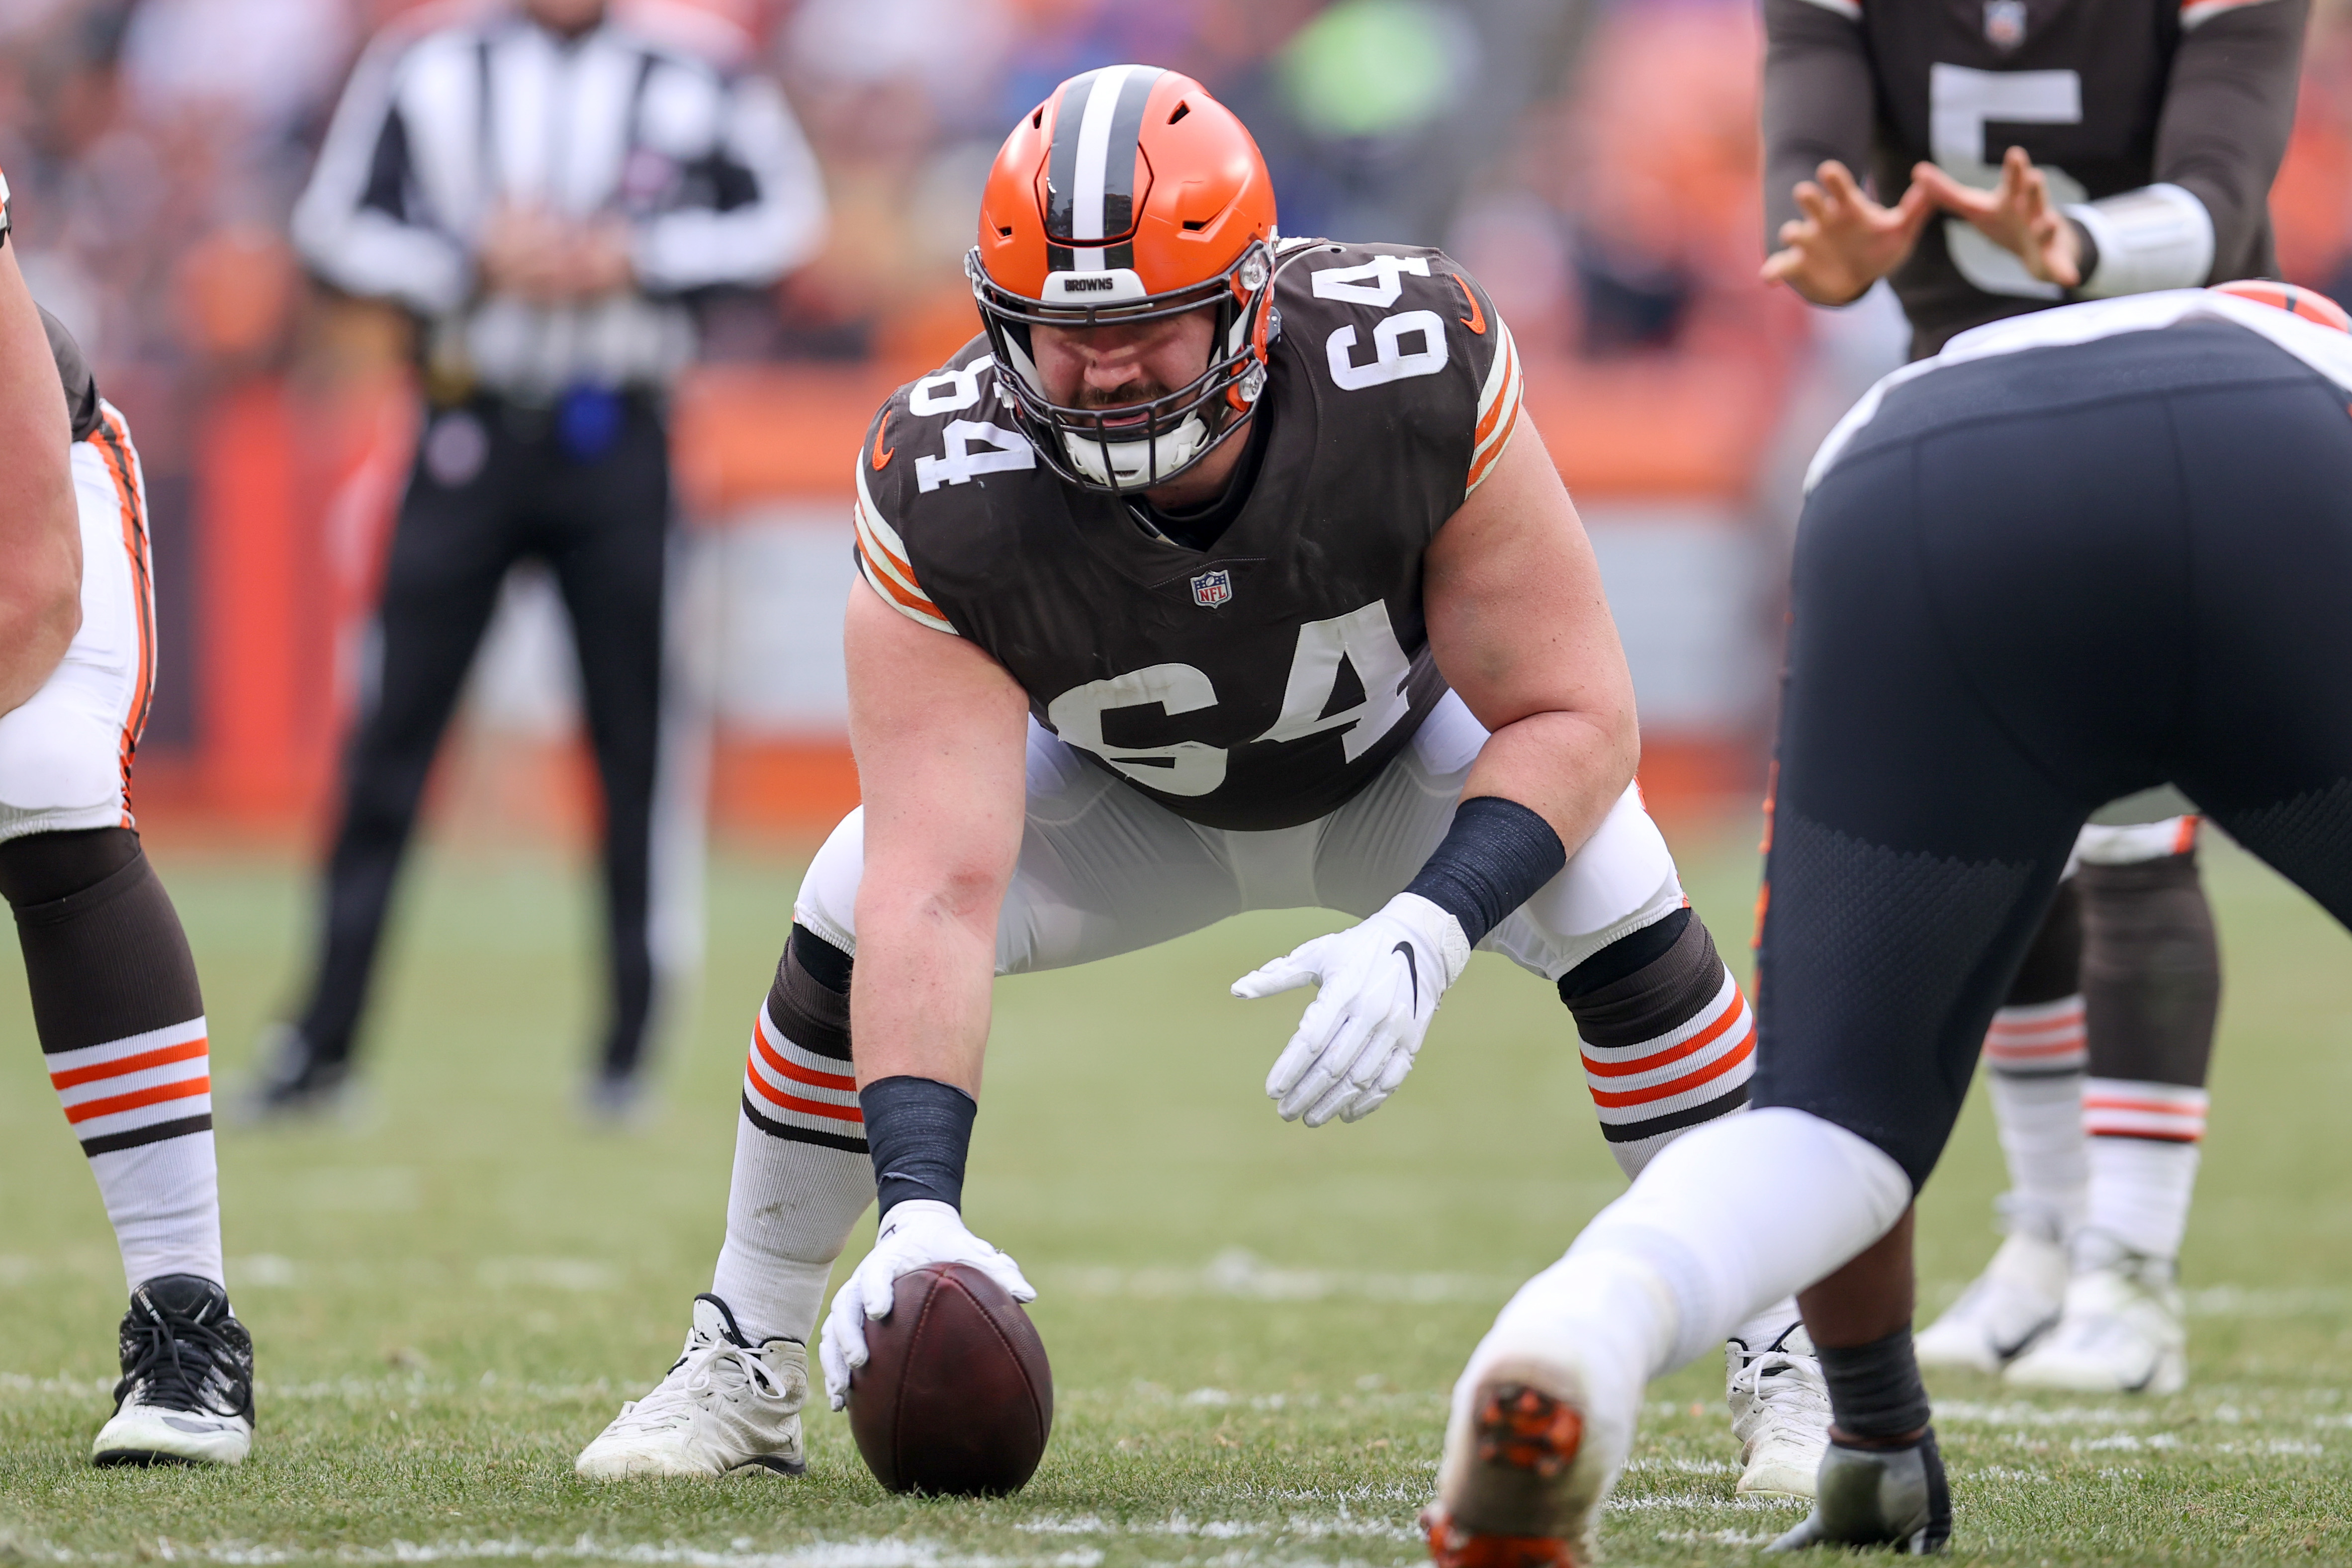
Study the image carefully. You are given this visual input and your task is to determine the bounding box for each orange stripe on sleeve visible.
[1466,398,1521,491]
[859,544,945,618]
[1472,334,1518,449]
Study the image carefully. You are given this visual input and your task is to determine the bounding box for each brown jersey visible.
[41,306,101,443]
[852,239,1523,833]
[1762,0,2306,358]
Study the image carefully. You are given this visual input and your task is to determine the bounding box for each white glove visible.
[818,1198,1036,1409]
[1231,891,1472,1126]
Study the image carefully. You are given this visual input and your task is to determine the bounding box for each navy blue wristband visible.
[1404,796,1568,948]
[861,1075,978,1217]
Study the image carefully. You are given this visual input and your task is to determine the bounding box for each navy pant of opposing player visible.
[1754,322,2352,1187]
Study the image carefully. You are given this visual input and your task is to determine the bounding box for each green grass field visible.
[4,818,2352,1565]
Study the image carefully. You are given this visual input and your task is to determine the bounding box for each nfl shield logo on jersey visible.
[1984,0,2026,50]
[1191,569,1234,608]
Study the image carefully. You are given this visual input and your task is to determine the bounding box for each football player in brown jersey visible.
[576,67,1824,1493]
[0,171,257,1465]
[1757,0,2308,1397]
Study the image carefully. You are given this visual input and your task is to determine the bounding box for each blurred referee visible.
[254,0,825,1118]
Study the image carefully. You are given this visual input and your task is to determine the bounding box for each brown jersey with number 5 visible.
[851,238,1524,832]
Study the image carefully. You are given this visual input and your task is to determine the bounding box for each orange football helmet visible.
[966,65,1279,493]
[2209,278,2352,333]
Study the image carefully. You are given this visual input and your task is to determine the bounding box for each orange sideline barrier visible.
[671,363,902,517]
[1521,351,1784,501]
[194,380,333,824]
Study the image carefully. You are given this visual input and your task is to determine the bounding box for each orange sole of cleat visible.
[1474,1384,1584,1476]
[1421,1505,1579,1568]
[1421,1385,1589,1568]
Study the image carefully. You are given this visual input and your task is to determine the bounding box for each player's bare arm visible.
[821,581,1038,1407]
[1761,160,1938,307]
[842,580,1031,1098]
[1909,146,2084,289]
[1423,418,1636,854]
[0,231,82,717]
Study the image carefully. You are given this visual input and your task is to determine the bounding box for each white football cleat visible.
[1913,1229,2066,1374]
[92,1275,255,1467]
[2003,1244,2186,1395]
[1727,1322,1828,1499]
[576,1294,809,1479]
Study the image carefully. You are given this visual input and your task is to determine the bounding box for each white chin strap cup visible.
[1062,414,1211,488]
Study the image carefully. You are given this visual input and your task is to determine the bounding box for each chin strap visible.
[1061,413,1213,488]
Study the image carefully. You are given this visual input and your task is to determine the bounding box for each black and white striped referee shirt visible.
[292,5,826,399]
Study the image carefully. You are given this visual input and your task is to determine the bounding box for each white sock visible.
[92,1134,224,1291]
[1517,1107,1911,1378]
[46,1016,223,1291]
[2082,1080,2206,1261]
[1983,996,2089,1239]
[709,1002,874,1344]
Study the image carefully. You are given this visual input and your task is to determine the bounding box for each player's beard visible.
[1074,374,1180,423]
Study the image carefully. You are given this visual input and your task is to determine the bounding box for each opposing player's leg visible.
[2005,812,2213,1394]
[0,420,253,1466]
[1320,696,1822,1498]
[1914,879,2081,1373]
[1430,387,2194,1558]
[579,723,1244,1477]
[253,429,522,1114]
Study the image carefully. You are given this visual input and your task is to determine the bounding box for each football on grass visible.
[846,1262,1054,1495]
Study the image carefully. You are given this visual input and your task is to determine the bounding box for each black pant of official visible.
[292,392,670,1089]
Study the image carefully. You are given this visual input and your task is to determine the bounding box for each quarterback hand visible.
[1908,146,2084,288]
[1761,159,1935,306]
[1232,892,1471,1127]
[819,1199,1036,1409]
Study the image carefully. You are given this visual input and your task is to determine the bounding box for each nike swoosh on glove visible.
[1231,891,1472,1126]
[819,1198,1036,1409]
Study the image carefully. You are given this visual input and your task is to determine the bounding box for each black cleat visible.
[1769,1429,1950,1555]
[92,1275,256,1466]
[239,1024,351,1121]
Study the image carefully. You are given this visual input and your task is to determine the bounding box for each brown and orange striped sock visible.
[1,828,221,1292]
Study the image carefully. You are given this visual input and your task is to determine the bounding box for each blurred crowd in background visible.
[7,0,2352,837]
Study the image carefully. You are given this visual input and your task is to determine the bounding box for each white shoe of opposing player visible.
[1726,1322,1828,1499]
[1914,1229,2067,1374]
[576,1294,809,1479]
[2002,1244,2186,1395]
[1425,1324,1642,1567]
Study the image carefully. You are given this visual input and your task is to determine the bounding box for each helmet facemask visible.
[968,238,1275,497]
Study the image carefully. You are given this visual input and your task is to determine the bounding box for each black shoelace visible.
[117,1297,244,1415]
